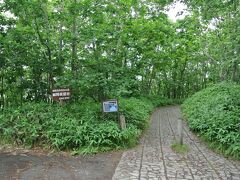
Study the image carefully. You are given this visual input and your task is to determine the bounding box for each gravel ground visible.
[0,150,122,180]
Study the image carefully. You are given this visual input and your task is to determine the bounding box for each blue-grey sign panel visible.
[103,100,118,112]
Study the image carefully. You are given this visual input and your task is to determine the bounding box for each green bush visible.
[140,95,183,107]
[0,96,175,153]
[0,98,149,152]
[182,83,240,159]
[119,97,154,130]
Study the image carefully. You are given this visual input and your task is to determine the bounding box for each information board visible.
[102,99,118,113]
[52,88,71,101]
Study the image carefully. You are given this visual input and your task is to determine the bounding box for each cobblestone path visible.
[112,106,240,180]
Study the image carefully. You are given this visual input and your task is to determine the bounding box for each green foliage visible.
[0,95,175,153]
[1,0,239,159]
[182,83,240,159]
[119,97,154,130]
[171,142,189,154]
[141,95,183,107]
[1,96,168,153]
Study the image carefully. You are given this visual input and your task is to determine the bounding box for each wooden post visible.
[119,114,126,130]
[59,99,64,106]
[178,118,183,145]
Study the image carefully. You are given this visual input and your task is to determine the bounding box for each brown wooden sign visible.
[52,88,71,101]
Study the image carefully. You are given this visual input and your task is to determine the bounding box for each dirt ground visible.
[0,149,122,180]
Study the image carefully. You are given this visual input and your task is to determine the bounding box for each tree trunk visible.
[71,0,77,76]
[232,60,238,82]
[1,73,4,110]
[58,0,64,75]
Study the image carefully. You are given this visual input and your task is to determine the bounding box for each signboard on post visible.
[52,88,71,101]
[102,99,118,113]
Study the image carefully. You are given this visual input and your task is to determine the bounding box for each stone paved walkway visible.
[112,106,240,180]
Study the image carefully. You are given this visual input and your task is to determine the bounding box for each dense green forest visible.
[0,0,239,106]
[0,1,239,157]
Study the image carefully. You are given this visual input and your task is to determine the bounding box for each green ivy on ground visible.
[0,97,175,154]
[182,83,240,160]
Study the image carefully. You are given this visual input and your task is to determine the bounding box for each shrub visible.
[0,96,175,153]
[0,98,149,152]
[182,83,240,159]
[119,97,154,130]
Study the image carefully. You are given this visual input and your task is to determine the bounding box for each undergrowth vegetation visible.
[171,142,189,154]
[182,83,240,160]
[0,97,175,154]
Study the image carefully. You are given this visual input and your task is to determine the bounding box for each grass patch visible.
[171,142,189,154]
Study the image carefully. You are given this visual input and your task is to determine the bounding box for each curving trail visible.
[112,106,240,180]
